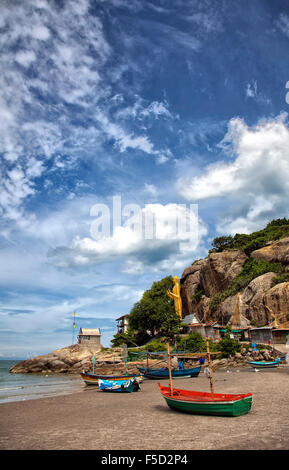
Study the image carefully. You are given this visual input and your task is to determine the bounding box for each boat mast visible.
[206,337,215,400]
[166,343,174,396]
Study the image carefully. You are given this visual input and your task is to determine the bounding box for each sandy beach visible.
[0,367,288,451]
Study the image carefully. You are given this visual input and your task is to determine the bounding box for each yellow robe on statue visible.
[167,275,182,319]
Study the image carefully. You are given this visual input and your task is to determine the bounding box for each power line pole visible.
[72,311,76,345]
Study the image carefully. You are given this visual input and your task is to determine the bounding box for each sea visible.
[0,360,84,404]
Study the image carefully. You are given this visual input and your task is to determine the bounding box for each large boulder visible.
[263,282,289,325]
[238,272,277,324]
[181,250,247,317]
[251,238,289,265]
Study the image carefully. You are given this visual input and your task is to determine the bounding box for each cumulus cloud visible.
[178,114,289,234]
[49,203,207,274]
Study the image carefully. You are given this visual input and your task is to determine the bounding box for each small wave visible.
[0,386,24,391]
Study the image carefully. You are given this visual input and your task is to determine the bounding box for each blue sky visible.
[1,0,289,358]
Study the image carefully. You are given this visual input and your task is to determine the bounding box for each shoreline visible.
[0,368,288,450]
[0,371,84,405]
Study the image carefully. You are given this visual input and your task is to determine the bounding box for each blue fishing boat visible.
[80,371,143,385]
[246,358,280,369]
[98,378,140,393]
[137,365,201,379]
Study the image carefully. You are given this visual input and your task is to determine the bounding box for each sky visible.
[1,0,289,358]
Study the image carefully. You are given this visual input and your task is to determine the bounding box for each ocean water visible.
[0,360,84,404]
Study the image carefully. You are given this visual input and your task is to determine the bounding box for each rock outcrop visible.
[181,238,289,327]
[181,250,247,318]
[251,237,289,265]
[10,344,126,375]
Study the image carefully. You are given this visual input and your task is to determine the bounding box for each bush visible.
[218,336,241,358]
[177,332,206,352]
[243,237,266,256]
[146,339,167,352]
[271,272,289,286]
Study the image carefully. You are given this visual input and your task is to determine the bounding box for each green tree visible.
[129,276,181,341]
[210,235,234,253]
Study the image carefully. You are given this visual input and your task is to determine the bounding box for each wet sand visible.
[0,367,288,450]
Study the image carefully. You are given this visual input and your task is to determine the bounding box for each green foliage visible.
[209,235,234,253]
[243,237,266,256]
[177,332,206,352]
[209,218,289,254]
[271,272,289,286]
[209,292,229,311]
[110,332,137,347]
[266,218,289,228]
[218,336,241,358]
[146,339,167,352]
[128,276,181,340]
[191,286,204,303]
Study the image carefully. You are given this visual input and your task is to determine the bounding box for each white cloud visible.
[245,80,271,105]
[15,50,37,67]
[178,114,289,234]
[185,11,223,34]
[140,100,175,120]
[246,80,258,98]
[50,203,206,273]
[31,24,50,41]
[276,13,289,39]
[143,183,159,197]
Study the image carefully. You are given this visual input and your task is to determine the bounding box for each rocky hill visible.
[180,236,289,326]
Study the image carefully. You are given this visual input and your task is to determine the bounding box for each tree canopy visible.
[209,218,289,255]
[128,275,181,340]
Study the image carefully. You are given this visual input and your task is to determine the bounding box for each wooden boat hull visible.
[158,384,252,417]
[80,372,143,386]
[138,366,201,379]
[98,379,135,393]
[246,360,280,368]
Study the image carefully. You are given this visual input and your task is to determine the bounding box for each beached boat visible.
[137,365,201,379]
[158,384,253,417]
[80,371,143,386]
[98,378,140,393]
[158,341,252,417]
[245,358,280,369]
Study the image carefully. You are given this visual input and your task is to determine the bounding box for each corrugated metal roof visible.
[250,327,272,331]
[182,313,201,325]
[78,328,101,336]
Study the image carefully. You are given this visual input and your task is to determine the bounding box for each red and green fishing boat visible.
[158,384,253,417]
[159,340,253,417]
